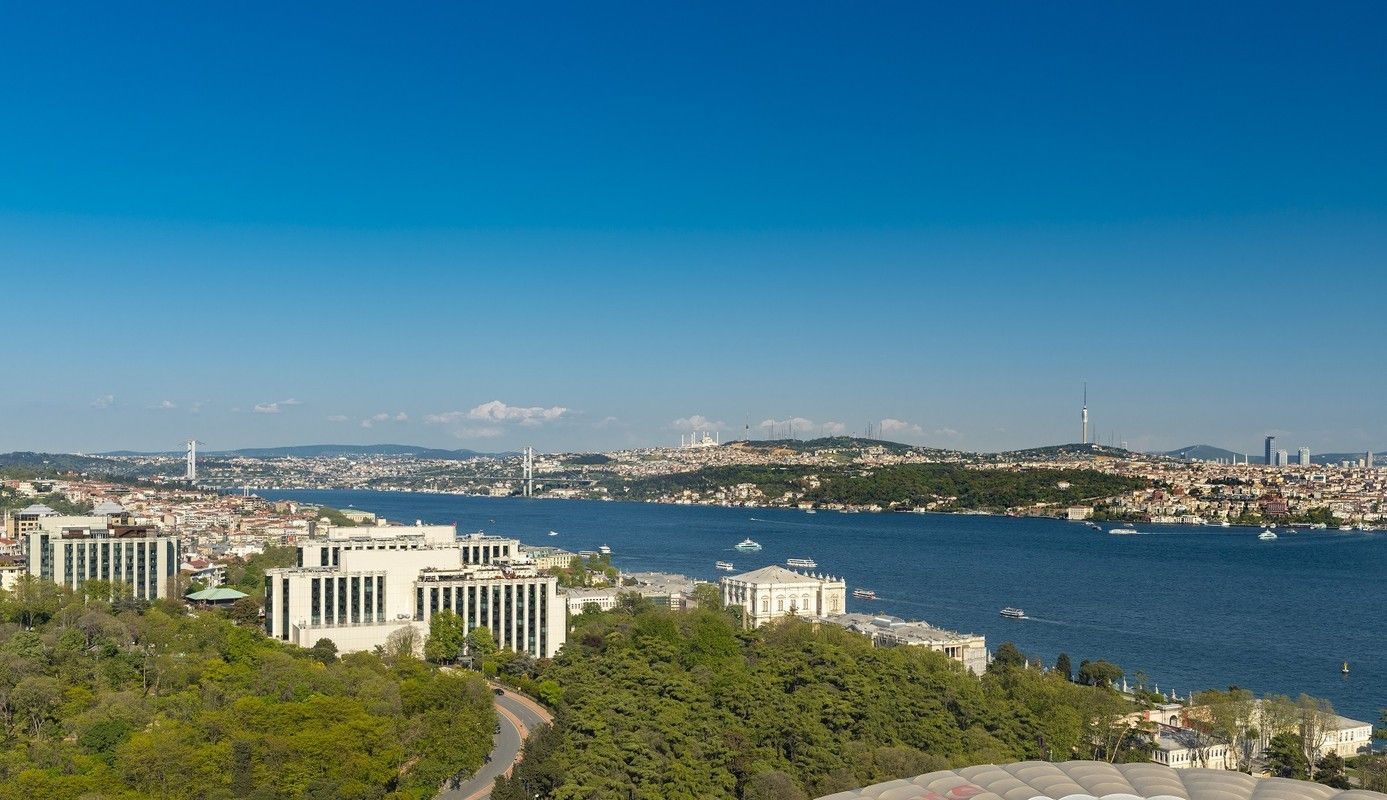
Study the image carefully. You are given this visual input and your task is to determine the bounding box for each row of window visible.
[416,581,548,655]
[55,539,173,598]
[308,574,386,627]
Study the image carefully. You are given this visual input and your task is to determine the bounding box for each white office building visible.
[25,524,180,600]
[264,525,565,657]
[720,565,846,628]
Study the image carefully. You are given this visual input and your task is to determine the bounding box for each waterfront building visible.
[264,524,565,657]
[720,565,846,628]
[519,544,579,571]
[24,524,180,600]
[565,587,620,615]
[1298,447,1312,466]
[824,612,988,674]
[1150,724,1233,770]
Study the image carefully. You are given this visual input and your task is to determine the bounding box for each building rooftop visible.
[724,564,838,584]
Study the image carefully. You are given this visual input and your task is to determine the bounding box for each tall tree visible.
[1054,653,1072,682]
[424,610,465,663]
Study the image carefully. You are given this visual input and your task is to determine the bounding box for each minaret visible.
[1081,383,1089,445]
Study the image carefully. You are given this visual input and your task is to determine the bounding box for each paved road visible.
[437,686,553,800]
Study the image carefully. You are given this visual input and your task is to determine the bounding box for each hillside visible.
[991,443,1139,461]
[729,436,936,455]
[98,444,507,459]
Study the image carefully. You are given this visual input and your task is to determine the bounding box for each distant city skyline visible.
[2,4,1385,454]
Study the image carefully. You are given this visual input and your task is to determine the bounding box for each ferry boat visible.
[852,588,877,600]
[786,558,817,569]
[1257,529,1278,541]
[1109,525,1139,535]
[734,538,762,552]
[598,544,612,555]
[1000,607,1027,619]
[715,561,735,571]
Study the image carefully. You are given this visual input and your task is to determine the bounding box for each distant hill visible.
[97,444,508,460]
[1161,444,1384,466]
[1161,444,1247,463]
[729,436,936,455]
[993,443,1138,460]
[0,451,151,478]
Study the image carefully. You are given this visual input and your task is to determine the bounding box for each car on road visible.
[494,723,501,734]
[492,688,505,695]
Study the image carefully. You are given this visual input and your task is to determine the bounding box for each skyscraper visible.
[1264,435,1275,466]
[1275,449,1289,467]
[1367,451,1374,469]
[1298,447,1311,466]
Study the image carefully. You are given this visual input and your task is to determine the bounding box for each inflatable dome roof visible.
[816,760,1385,800]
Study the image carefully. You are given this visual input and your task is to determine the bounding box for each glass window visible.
[351,577,360,623]
[311,578,321,626]
[325,578,335,624]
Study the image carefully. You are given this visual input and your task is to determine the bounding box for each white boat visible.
[734,538,762,552]
[1084,522,1103,531]
[852,588,877,600]
[715,561,735,571]
[805,508,817,514]
[1000,607,1027,619]
[548,530,559,536]
[786,558,817,569]
[1220,521,1231,528]
[1338,525,1352,531]
[598,544,612,555]
[1257,530,1278,541]
[1109,526,1138,535]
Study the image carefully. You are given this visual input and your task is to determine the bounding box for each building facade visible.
[25,524,180,600]
[824,613,989,674]
[264,524,565,657]
[720,565,846,628]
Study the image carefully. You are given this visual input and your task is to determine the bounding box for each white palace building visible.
[720,565,846,628]
[264,526,565,657]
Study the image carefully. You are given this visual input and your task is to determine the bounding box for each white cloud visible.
[821,421,848,435]
[759,417,816,436]
[253,398,301,414]
[91,394,115,409]
[879,418,924,436]
[361,411,408,428]
[190,401,205,414]
[151,400,177,411]
[394,412,408,422]
[933,427,962,439]
[326,414,349,423]
[672,414,725,431]
[428,400,570,428]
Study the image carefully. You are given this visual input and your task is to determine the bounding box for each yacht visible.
[598,544,612,555]
[852,588,877,600]
[1084,522,1103,531]
[786,558,817,569]
[804,508,817,514]
[1257,529,1278,541]
[1220,521,1231,528]
[1109,525,1138,535]
[548,530,559,536]
[734,538,762,552]
[1338,525,1352,531]
[1000,607,1027,619]
[715,561,735,571]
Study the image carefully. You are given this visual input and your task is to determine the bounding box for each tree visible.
[227,596,262,627]
[691,582,723,611]
[380,625,422,662]
[424,610,465,663]
[1359,753,1387,793]
[466,626,497,658]
[744,770,807,800]
[306,638,338,665]
[989,642,1026,672]
[1192,688,1258,772]
[1295,693,1337,778]
[1314,752,1350,789]
[1077,659,1123,688]
[1263,732,1308,779]
[1054,653,1072,682]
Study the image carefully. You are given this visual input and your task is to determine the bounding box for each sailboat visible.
[1342,661,1350,675]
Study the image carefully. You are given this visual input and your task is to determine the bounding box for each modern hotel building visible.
[264,526,565,656]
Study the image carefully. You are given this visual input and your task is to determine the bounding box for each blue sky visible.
[2,2,1385,454]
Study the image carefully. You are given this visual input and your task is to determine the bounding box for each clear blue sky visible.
[2,2,1384,454]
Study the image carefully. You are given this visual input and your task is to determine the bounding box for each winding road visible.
[437,684,553,800]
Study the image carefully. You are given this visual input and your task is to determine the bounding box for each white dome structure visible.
[816,761,1385,800]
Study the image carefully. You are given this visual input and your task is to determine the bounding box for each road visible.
[437,685,553,800]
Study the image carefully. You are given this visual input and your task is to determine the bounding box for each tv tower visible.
[1081,384,1089,445]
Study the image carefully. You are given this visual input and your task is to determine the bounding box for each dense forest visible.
[493,596,1152,800]
[0,577,493,800]
[621,463,1146,512]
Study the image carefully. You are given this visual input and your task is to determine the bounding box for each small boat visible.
[1342,661,1350,675]
[1084,522,1103,531]
[786,558,817,569]
[715,561,735,571]
[548,530,559,536]
[1000,607,1027,619]
[1257,530,1278,541]
[805,508,817,514]
[1338,525,1352,531]
[734,538,762,552]
[598,544,612,555]
[1220,521,1231,528]
[852,588,877,600]
[1109,526,1138,535]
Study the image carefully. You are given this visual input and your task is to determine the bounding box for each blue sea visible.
[257,490,1386,726]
